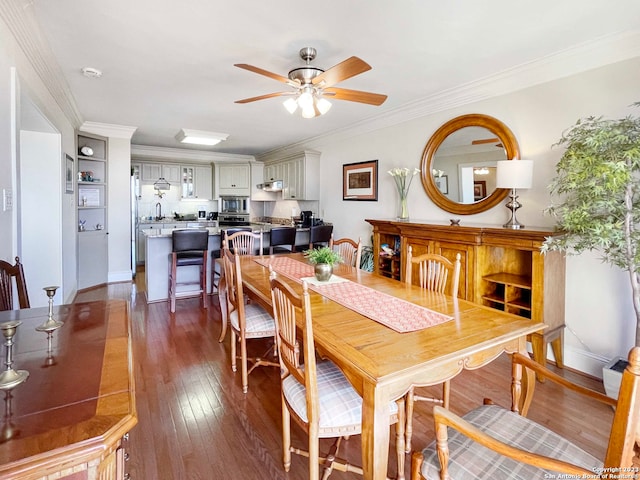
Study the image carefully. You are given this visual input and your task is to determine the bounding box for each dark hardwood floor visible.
[75,274,613,479]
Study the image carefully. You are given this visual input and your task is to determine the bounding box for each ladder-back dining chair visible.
[222,247,278,394]
[269,270,406,480]
[226,230,263,256]
[332,237,362,269]
[0,256,30,311]
[404,246,462,452]
[266,226,297,255]
[168,229,209,313]
[211,227,253,296]
[411,348,636,480]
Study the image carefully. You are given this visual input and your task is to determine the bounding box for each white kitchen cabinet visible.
[181,165,212,200]
[140,163,181,183]
[217,163,250,196]
[77,132,108,289]
[266,150,320,200]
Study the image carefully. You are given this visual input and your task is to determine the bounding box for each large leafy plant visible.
[542,105,640,345]
[304,247,342,266]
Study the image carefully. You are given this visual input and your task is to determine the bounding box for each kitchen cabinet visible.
[141,163,181,183]
[265,150,320,200]
[367,219,565,375]
[181,165,213,200]
[77,132,108,289]
[217,163,250,196]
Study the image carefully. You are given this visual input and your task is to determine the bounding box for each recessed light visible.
[81,67,102,78]
[175,129,229,146]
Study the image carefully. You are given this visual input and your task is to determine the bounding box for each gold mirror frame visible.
[420,113,520,215]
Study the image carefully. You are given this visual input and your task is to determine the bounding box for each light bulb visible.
[283,98,298,114]
[298,91,314,109]
[316,97,332,115]
[301,105,316,118]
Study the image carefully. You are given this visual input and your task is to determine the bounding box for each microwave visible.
[219,196,249,214]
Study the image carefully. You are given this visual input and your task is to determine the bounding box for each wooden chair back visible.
[222,247,243,330]
[226,230,263,256]
[405,246,461,297]
[332,237,363,269]
[269,271,314,393]
[0,256,30,311]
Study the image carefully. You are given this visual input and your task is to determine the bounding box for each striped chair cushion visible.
[282,360,398,432]
[229,303,275,336]
[421,404,602,480]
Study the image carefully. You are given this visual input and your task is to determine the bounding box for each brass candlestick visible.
[36,286,63,333]
[0,321,29,390]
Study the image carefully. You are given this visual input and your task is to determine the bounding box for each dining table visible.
[237,253,545,480]
[0,299,136,479]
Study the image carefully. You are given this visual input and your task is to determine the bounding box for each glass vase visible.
[397,195,409,221]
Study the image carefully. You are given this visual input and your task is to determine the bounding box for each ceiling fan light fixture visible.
[176,129,229,146]
[283,97,298,114]
[301,104,316,119]
[298,90,314,109]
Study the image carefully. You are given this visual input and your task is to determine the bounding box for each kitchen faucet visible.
[155,202,162,220]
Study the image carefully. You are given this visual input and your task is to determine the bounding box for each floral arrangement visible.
[388,167,420,219]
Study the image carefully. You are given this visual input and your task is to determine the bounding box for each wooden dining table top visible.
[238,253,545,480]
[0,299,136,478]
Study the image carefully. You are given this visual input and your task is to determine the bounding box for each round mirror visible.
[420,114,520,215]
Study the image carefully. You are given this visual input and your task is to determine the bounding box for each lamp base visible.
[503,188,524,229]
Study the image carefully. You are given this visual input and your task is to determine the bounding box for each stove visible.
[218,213,250,227]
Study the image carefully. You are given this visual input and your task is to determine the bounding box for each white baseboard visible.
[560,345,609,379]
[108,270,134,283]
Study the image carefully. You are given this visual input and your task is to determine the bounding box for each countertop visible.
[142,223,310,238]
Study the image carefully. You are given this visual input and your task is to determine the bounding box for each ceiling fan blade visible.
[234,64,300,87]
[323,87,387,106]
[471,137,500,145]
[235,92,293,104]
[312,56,371,88]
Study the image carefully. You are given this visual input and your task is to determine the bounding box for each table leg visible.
[361,382,390,480]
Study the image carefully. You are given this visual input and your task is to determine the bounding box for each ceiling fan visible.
[234,47,387,118]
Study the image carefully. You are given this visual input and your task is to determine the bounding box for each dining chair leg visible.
[217,275,228,342]
[308,424,320,480]
[282,395,292,472]
[200,254,208,309]
[240,336,249,394]
[230,330,237,372]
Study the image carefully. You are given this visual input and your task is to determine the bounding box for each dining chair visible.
[411,348,637,480]
[222,247,278,394]
[332,237,362,269]
[269,270,406,480]
[226,230,263,256]
[0,256,30,311]
[266,226,297,255]
[211,227,253,296]
[168,229,209,313]
[305,224,334,250]
[404,247,462,452]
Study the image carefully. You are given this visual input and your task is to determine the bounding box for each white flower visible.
[388,166,419,198]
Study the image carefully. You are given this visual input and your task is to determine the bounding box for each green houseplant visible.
[304,247,342,281]
[542,105,640,397]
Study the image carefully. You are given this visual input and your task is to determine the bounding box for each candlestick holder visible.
[0,321,29,390]
[35,286,63,333]
[0,391,17,443]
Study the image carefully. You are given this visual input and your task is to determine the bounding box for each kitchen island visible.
[143,224,311,303]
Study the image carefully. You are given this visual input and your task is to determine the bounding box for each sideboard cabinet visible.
[366,219,565,372]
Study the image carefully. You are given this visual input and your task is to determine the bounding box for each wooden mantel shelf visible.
[366,219,566,375]
[0,299,136,480]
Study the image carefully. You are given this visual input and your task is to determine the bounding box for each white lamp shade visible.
[496,159,533,189]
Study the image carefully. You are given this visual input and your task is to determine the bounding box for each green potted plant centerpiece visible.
[304,246,342,282]
[542,104,640,399]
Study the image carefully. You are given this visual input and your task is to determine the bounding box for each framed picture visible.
[474,180,487,201]
[343,160,378,201]
[435,175,448,194]
[65,154,74,194]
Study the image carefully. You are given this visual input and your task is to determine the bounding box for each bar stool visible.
[307,224,334,250]
[265,226,297,255]
[168,229,209,313]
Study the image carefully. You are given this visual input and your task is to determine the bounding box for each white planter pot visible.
[602,356,629,400]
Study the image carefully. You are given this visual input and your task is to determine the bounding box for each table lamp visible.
[496,159,533,229]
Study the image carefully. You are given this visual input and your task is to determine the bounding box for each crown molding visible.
[131,144,255,163]
[260,30,640,158]
[80,121,137,139]
[0,0,83,127]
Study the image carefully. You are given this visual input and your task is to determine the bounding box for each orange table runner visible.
[255,256,452,333]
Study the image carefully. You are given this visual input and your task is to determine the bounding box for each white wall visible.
[302,57,640,377]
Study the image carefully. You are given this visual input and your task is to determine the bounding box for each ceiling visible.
[26,0,640,157]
